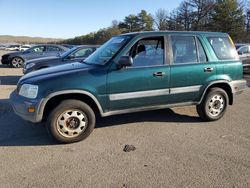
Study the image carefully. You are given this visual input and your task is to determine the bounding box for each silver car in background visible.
[1,44,69,68]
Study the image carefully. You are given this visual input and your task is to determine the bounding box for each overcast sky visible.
[0,0,183,39]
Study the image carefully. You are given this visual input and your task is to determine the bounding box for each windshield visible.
[84,36,132,65]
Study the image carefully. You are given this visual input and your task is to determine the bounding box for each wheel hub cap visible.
[12,58,23,68]
[56,110,87,138]
[208,94,224,117]
[66,117,80,129]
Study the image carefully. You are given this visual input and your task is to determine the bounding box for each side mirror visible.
[117,56,133,69]
[238,51,243,55]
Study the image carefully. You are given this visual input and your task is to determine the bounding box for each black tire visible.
[46,100,95,143]
[196,87,229,121]
[11,56,24,68]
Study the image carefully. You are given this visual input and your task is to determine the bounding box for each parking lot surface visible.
[0,53,250,187]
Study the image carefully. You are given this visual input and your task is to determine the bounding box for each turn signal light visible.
[28,107,35,113]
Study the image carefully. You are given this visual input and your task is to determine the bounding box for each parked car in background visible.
[1,44,68,68]
[23,45,99,74]
[61,44,77,49]
[235,43,250,73]
[5,45,21,51]
[19,45,31,51]
[11,31,246,143]
[0,45,6,50]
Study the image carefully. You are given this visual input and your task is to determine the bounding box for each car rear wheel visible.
[46,100,96,143]
[11,57,24,68]
[196,87,229,121]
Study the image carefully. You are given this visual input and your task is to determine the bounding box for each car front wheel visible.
[11,57,24,68]
[196,87,229,121]
[46,100,96,143]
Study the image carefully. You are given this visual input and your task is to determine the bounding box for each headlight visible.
[25,63,35,69]
[19,84,39,99]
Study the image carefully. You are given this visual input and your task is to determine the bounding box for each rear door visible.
[169,35,217,103]
[45,46,63,57]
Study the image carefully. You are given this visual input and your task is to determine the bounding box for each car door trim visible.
[109,88,170,101]
[170,85,202,94]
[109,85,202,101]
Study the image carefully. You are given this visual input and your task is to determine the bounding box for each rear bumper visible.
[243,64,250,73]
[230,80,247,95]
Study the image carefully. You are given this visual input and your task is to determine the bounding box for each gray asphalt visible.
[0,66,250,187]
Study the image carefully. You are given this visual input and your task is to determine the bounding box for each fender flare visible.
[198,80,233,104]
[37,90,104,120]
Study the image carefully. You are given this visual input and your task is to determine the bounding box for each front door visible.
[25,46,46,60]
[107,36,171,111]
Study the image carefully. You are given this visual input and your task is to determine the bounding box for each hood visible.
[20,62,95,84]
[3,51,23,57]
[25,56,60,65]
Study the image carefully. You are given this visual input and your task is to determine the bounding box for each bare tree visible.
[187,0,215,30]
[177,1,194,30]
[154,9,168,30]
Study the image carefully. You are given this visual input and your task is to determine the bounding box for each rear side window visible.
[207,37,237,60]
[47,46,62,52]
[171,36,198,64]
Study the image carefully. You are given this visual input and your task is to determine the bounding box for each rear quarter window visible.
[207,37,238,60]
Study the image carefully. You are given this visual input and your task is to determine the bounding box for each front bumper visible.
[10,90,43,123]
[1,55,11,65]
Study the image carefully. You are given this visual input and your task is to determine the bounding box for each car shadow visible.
[0,64,10,68]
[0,76,21,85]
[96,108,200,129]
[0,99,55,146]
[0,98,201,147]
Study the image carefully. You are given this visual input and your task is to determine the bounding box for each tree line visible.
[62,0,250,45]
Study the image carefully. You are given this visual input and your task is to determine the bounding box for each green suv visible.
[10,31,246,143]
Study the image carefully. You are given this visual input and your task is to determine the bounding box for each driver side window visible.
[127,37,165,67]
[30,46,45,53]
[73,48,94,58]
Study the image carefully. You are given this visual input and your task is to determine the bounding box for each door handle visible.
[204,67,214,72]
[153,72,165,77]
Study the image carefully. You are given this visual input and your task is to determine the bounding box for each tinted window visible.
[197,39,207,63]
[47,46,61,52]
[171,36,198,64]
[207,37,237,60]
[73,48,94,58]
[128,37,164,67]
[30,46,45,53]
